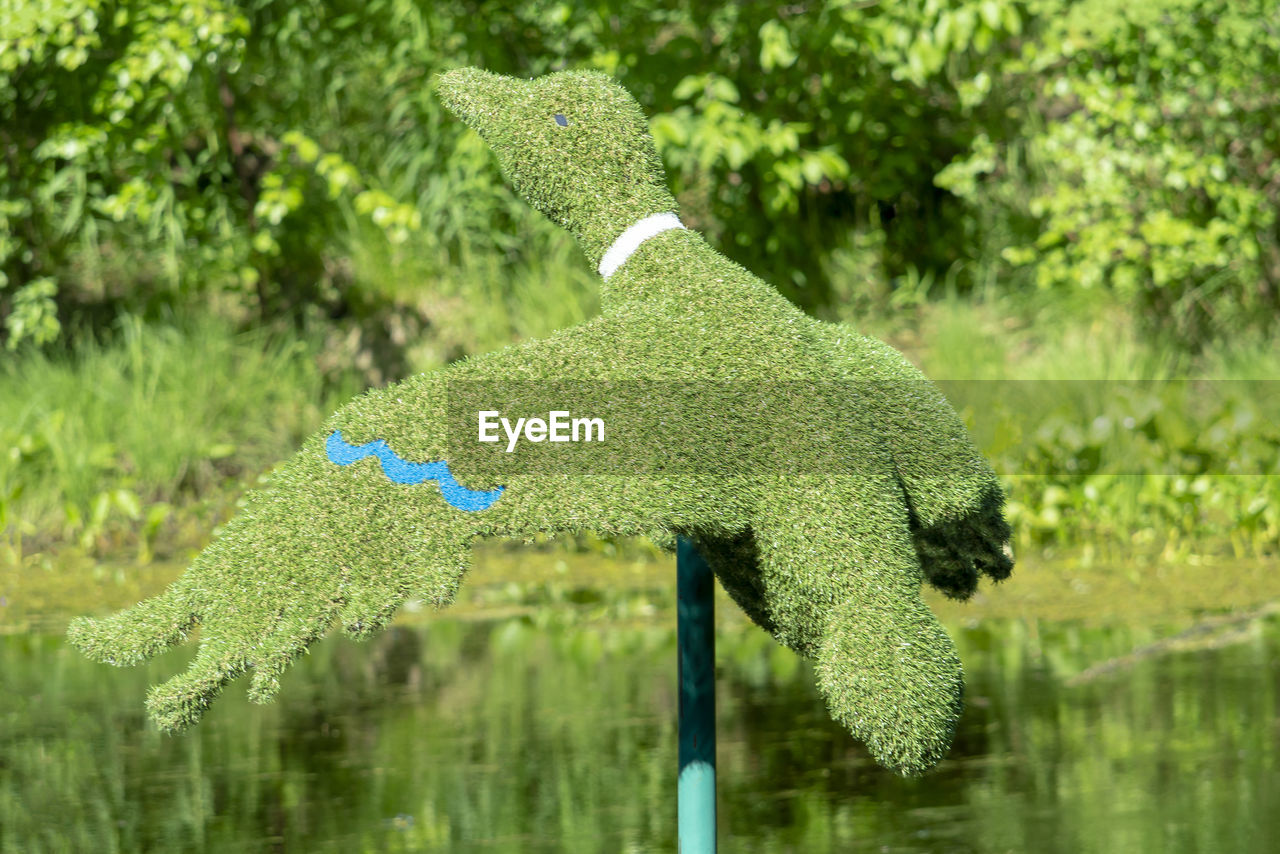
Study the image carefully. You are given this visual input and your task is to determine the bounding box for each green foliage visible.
[2,276,60,347]
[938,0,1280,345]
[0,314,362,555]
[4,0,1274,348]
[0,0,1054,343]
[638,0,1027,304]
[999,395,1280,558]
[0,0,441,347]
[1,0,254,342]
[911,300,1280,559]
[3,0,1276,588]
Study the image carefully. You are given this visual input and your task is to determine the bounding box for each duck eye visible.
[553,113,569,127]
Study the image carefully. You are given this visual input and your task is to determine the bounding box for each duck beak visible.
[433,66,524,136]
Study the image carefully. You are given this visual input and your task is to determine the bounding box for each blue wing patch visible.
[325,431,504,512]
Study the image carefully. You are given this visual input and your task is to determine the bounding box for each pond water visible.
[2,604,1277,853]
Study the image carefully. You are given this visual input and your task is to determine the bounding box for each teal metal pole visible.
[677,537,716,852]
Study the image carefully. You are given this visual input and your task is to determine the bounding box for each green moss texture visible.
[68,67,1012,776]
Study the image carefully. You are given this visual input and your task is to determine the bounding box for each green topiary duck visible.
[68,67,1012,776]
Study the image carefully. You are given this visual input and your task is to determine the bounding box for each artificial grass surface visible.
[69,67,1011,776]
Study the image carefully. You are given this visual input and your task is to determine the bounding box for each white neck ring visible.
[598,212,686,280]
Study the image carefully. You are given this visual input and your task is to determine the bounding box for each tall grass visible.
[0,315,364,554]
[0,157,602,562]
[820,238,1280,558]
[4,226,1278,565]
[892,293,1280,559]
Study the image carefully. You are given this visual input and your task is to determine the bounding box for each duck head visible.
[433,67,680,270]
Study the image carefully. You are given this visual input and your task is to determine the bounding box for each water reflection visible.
[2,614,1277,852]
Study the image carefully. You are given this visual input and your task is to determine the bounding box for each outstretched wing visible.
[68,318,622,730]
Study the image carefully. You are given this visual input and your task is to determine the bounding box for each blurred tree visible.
[937,0,1280,346]
[3,0,1274,350]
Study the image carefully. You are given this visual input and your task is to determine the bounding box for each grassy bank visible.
[1,286,1278,575]
[0,315,365,563]
[7,535,1280,639]
[893,294,1280,561]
